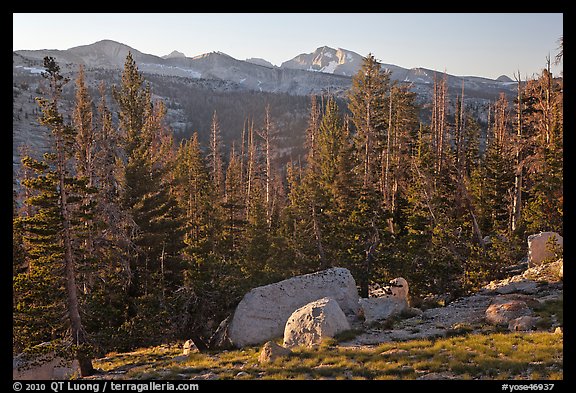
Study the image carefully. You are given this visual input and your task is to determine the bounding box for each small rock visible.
[417,371,458,380]
[381,348,409,356]
[235,371,249,378]
[258,341,292,364]
[508,316,539,332]
[485,299,532,326]
[191,371,219,380]
[183,339,199,355]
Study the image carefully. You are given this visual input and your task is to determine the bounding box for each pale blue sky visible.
[13,13,563,79]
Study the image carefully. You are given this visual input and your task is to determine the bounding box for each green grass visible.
[533,297,563,329]
[92,332,562,380]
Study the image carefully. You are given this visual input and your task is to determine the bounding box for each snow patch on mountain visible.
[15,65,44,74]
[140,63,201,79]
[322,60,338,74]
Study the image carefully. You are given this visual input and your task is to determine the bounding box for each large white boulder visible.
[228,267,359,347]
[283,297,351,348]
[528,232,563,267]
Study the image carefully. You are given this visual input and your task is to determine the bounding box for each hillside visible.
[84,259,563,380]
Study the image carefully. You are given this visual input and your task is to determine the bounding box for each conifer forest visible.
[13,50,563,376]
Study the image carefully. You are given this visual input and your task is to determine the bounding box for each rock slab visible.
[13,352,80,380]
[283,297,351,348]
[228,267,359,347]
[359,297,408,324]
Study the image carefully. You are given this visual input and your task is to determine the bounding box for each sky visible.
[13,13,563,80]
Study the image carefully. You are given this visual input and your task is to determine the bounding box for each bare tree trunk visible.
[259,105,273,227]
[456,81,465,170]
[306,95,320,163]
[363,97,372,189]
[265,111,272,226]
[384,87,393,207]
[311,204,327,269]
[57,136,94,377]
[438,73,447,177]
[543,58,553,145]
[246,119,255,221]
[240,118,246,188]
[431,73,447,186]
[511,71,523,232]
[412,161,437,225]
[210,111,223,198]
[361,221,380,298]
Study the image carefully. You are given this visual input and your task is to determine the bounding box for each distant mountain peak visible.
[192,51,233,60]
[496,74,514,83]
[245,58,275,68]
[281,46,363,76]
[71,39,134,52]
[163,50,186,59]
[63,39,162,68]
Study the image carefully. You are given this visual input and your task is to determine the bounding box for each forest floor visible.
[87,261,563,381]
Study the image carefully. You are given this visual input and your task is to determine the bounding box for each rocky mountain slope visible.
[12,39,516,179]
[14,40,515,99]
[341,259,563,347]
[281,46,364,76]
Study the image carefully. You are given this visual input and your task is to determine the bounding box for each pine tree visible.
[13,155,64,351]
[258,104,276,227]
[305,95,321,165]
[173,133,235,348]
[14,57,95,375]
[478,94,515,233]
[208,110,224,199]
[71,65,100,302]
[73,65,95,185]
[348,54,390,192]
[222,145,247,259]
[174,133,216,256]
[113,53,184,346]
[520,64,563,235]
[79,80,134,352]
